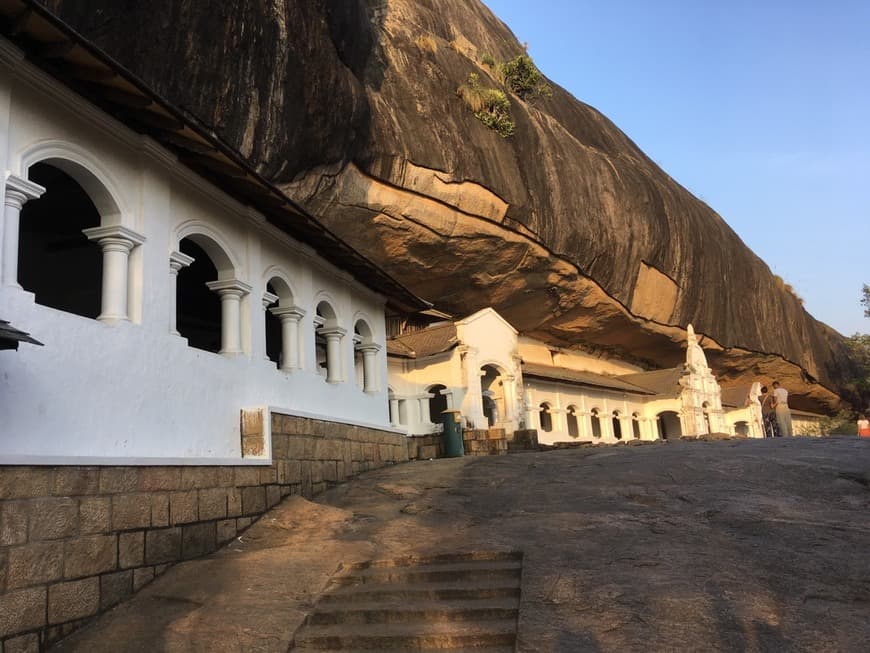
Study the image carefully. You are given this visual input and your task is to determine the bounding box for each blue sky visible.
[483,0,869,336]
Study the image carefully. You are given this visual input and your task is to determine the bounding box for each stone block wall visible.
[0,412,407,651]
[405,434,444,461]
[462,428,508,456]
[508,429,540,451]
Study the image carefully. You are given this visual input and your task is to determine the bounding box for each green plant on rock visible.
[500,53,552,102]
[457,73,515,138]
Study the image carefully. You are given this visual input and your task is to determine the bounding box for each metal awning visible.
[0,319,42,350]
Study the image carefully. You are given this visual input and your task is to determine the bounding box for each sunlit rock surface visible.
[39,0,855,410]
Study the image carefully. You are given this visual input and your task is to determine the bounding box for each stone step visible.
[320,582,521,605]
[307,599,519,625]
[291,619,517,651]
[292,648,516,653]
[332,560,522,587]
[344,550,521,571]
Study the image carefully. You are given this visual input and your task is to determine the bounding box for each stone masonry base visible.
[0,412,408,651]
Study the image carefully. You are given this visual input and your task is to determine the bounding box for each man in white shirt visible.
[772,381,793,436]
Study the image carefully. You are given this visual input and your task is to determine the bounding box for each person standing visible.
[772,381,793,436]
[759,385,780,437]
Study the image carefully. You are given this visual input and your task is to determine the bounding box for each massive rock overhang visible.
[0,0,430,316]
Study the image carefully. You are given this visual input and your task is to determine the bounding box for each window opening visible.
[19,162,102,318]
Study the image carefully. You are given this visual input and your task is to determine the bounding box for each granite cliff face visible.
[39,0,854,410]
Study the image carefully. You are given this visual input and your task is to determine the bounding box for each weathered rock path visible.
[53,437,870,652]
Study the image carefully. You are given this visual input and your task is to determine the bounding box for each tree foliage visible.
[862,283,870,318]
[500,54,552,102]
[845,332,870,414]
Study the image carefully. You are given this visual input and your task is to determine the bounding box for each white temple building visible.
[387,308,819,444]
[0,27,427,464]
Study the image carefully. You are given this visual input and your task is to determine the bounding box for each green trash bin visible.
[441,410,465,457]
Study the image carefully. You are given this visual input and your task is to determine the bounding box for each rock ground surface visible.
[52,437,870,652]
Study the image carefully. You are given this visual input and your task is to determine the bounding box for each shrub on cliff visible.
[457,73,515,138]
[501,54,552,102]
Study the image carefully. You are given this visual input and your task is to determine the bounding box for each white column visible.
[357,343,381,393]
[83,225,146,322]
[206,279,251,356]
[579,411,590,439]
[460,346,484,427]
[524,389,536,431]
[168,251,194,335]
[389,397,400,427]
[502,374,516,428]
[2,174,45,287]
[419,394,432,425]
[551,408,565,435]
[271,305,305,371]
[320,326,346,383]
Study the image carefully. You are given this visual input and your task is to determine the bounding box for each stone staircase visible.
[290,551,522,651]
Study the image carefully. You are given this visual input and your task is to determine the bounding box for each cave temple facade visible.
[387,308,823,444]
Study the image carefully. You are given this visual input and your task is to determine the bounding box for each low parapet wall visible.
[0,412,407,651]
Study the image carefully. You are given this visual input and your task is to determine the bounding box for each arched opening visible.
[480,364,505,427]
[567,406,579,438]
[19,162,102,318]
[264,276,302,371]
[314,300,343,383]
[612,410,623,440]
[632,412,642,439]
[539,403,553,432]
[264,281,281,366]
[428,384,448,423]
[177,237,223,352]
[734,421,749,437]
[590,408,602,439]
[657,411,682,440]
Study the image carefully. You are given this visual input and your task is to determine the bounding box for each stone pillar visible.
[356,343,381,393]
[271,305,305,371]
[206,279,251,356]
[320,326,346,383]
[83,225,146,322]
[2,174,45,287]
[168,251,194,335]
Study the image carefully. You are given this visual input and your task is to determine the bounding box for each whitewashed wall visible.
[0,46,393,463]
